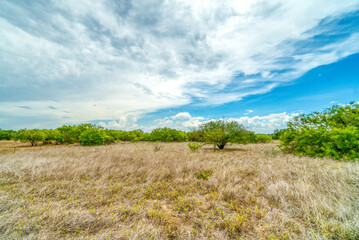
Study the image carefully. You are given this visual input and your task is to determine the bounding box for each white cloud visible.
[229,113,300,133]
[98,114,139,130]
[149,113,205,131]
[149,112,298,133]
[244,110,254,115]
[0,0,358,128]
[171,112,192,120]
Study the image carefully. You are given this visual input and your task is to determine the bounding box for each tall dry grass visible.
[0,142,358,239]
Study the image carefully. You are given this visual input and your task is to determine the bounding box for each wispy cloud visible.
[0,0,358,128]
[17,106,31,109]
[244,110,254,115]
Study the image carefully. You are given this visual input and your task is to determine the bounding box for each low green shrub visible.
[188,143,200,151]
[196,170,213,180]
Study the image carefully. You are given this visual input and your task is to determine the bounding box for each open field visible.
[0,142,358,239]
[0,140,78,155]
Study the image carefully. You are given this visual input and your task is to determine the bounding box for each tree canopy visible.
[200,120,252,149]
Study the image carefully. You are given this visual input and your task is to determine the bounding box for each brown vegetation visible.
[0,142,358,239]
[0,140,74,155]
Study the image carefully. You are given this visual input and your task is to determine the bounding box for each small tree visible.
[17,129,46,146]
[200,120,251,149]
[149,128,188,142]
[42,129,64,144]
[79,129,109,146]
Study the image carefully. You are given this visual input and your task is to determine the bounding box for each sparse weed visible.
[264,148,281,155]
[153,143,161,152]
[196,169,213,180]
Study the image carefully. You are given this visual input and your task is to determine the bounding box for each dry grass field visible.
[0,141,358,239]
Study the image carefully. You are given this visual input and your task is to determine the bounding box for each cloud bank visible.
[0,0,358,129]
[136,112,298,134]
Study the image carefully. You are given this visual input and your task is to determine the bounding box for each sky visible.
[0,0,358,133]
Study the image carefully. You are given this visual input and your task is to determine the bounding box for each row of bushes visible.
[0,124,272,147]
[277,102,359,161]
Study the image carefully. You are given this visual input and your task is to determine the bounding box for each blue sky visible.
[0,1,358,133]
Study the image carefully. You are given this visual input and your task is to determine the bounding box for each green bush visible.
[188,143,200,151]
[196,170,213,180]
[117,129,144,142]
[280,102,359,161]
[149,128,188,142]
[253,134,272,143]
[272,129,287,140]
[324,127,359,160]
[79,129,109,146]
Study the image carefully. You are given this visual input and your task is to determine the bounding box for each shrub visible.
[79,129,109,146]
[280,102,359,160]
[253,134,272,143]
[120,129,144,142]
[199,120,252,149]
[188,143,200,151]
[324,126,359,160]
[196,170,213,180]
[149,128,188,142]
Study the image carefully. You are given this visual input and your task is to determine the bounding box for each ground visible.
[0,141,358,239]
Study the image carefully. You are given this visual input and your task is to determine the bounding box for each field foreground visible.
[0,142,358,239]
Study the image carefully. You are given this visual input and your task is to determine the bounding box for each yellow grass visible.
[0,142,358,239]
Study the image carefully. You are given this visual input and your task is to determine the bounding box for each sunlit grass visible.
[0,142,358,239]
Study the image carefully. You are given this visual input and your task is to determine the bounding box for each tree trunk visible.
[217,143,226,149]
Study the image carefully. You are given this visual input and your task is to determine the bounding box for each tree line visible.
[0,121,272,148]
[2,102,356,160]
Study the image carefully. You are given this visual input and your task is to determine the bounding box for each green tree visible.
[120,129,144,142]
[187,130,205,142]
[79,129,109,146]
[0,129,16,140]
[17,129,46,146]
[149,128,188,142]
[272,129,287,140]
[57,125,78,144]
[200,120,252,149]
[57,123,100,144]
[42,129,64,144]
[253,134,272,143]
